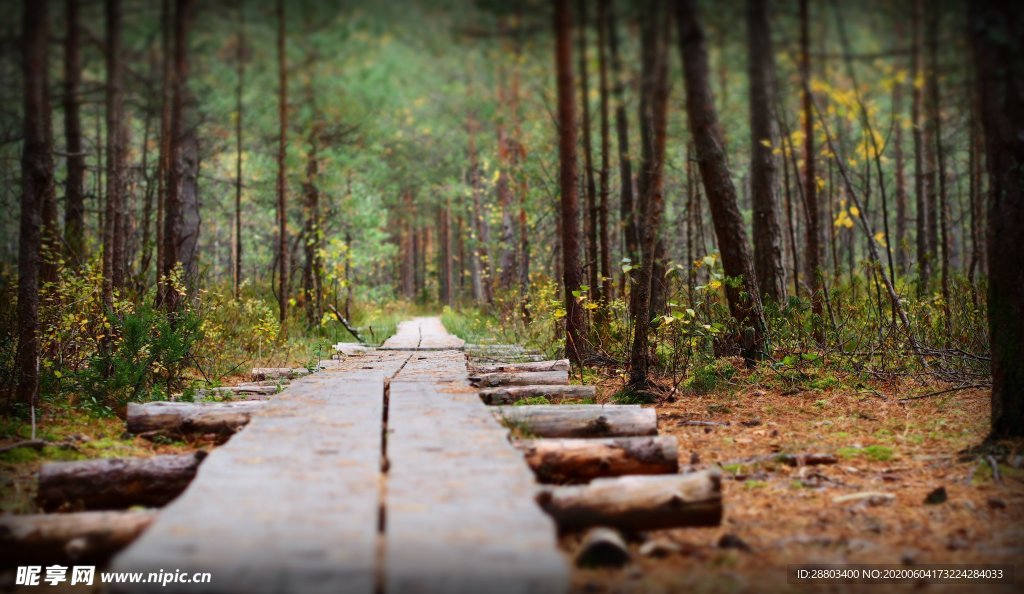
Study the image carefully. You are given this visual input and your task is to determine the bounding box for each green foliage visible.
[687,360,737,394]
[836,445,894,462]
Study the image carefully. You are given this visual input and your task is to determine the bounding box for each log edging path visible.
[110,317,569,593]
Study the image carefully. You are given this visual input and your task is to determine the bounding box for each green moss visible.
[513,396,550,406]
[611,387,654,405]
[686,360,736,393]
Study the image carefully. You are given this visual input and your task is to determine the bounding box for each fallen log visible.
[493,405,658,438]
[0,510,157,568]
[127,400,265,441]
[480,385,596,405]
[470,370,569,388]
[37,452,206,512]
[537,470,722,531]
[251,367,310,381]
[514,436,678,483]
[575,527,631,567]
[326,303,365,342]
[195,385,278,400]
[470,359,571,374]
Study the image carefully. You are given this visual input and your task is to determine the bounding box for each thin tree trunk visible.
[233,0,245,299]
[911,0,929,292]
[747,0,785,303]
[605,0,636,289]
[276,0,288,323]
[676,0,768,361]
[893,64,908,275]
[596,0,613,303]
[63,0,85,265]
[555,0,587,365]
[302,124,321,329]
[16,0,52,406]
[970,0,1023,438]
[155,0,171,289]
[926,7,951,319]
[577,0,600,302]
[103,0,124,309]
[799,0,823,344]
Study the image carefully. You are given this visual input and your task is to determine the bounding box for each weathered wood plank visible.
[479,385,596,405]
[37,452,205,511]
[110,368,390,593]
[250,367,310,381]
[381,317,464,351]
[493,405,658,438]
[385,360,568,593]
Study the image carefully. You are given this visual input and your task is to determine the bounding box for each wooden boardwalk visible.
[111,318,566,593]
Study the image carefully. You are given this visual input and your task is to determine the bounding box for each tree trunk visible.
[577,0,600,302]
[537,470,722,531]
[103,0,125,309]
[63,0,86,265]
[926,6,951,317]
[302,123,322,329]
[0,510,156,568]
[628,1,670,388]
[514,435,679,483]
[37,452,205,512]
[893,61,908,275]
[746,0,786,303]
[970,0,1024,438]
[16,0,51,407]
[555,0,587,365]
[276,0,289,323]
[675,0,768,361]
[470,370,569,387]
[178,126,200,290]
[596,0,613,302]
[233,0,245,299]
[158,0,194,313]
[155,0,172,287]
[911,0,929,291]
[798,0,823,343]
[493,404,657,438]
[605,0,636,293]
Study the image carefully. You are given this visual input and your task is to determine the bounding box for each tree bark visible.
[233,0,245,299]
[911,0,929,291]
[0,510,156,568]
[63,0,86,265]
[970,0,1024,438]
[514,435,679,483]
[537,470,722,531]
[596,0,613,303]
[555,0,587,365]
[276,0,289,323]
[16,0,51,407]
[102,0,125,309]
[605,0,636,296]
[747,0,786,303]
[799,0,823,343]
[675,0,768,360]
[37,452,205,512]
[893,59,908,275]
[493,404,657,438]
[577,0,600,302]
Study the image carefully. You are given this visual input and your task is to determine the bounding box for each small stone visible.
[924,486,947,505]
[639,539,681,558]
[690,451,701,465]
[741,419,762,427]
[718,533,752,553]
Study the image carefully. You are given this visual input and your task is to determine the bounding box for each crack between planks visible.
[375,351,411,594]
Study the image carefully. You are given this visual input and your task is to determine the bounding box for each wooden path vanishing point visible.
[111,317,569,594]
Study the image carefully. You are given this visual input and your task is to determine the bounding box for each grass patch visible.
[836,444,895,462]
[611,387,655,404]
[686,360,736,393]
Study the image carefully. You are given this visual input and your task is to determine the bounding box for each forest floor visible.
[571,364,1023,594]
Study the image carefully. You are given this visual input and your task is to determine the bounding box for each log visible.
[575,527,631,568]
[470,370,569,387]
[126,400,265,440]
[0,510,157,568]
[37,452,206,512]
[480,385,596,405]
[195,385,278,399]
[251,367,310,381]
[537,470,723,531]
[470,359,571,374]
[513,436,679,483]
[493,405,658,438]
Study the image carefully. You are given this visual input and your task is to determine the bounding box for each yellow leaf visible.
[849,206,860,217]
[874,231,887,247]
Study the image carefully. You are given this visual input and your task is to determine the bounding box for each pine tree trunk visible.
[596,0,613,303]
[605,0,636,289]
[233,0,245,299]
[911,0,929,292]
[63,0,86,265]
[554,0,587,365]
[746,0,786,304]
[676,0,768,361]
[577,0,600,303]
[276,0,288,323]
[969,0,1023,438]
[103,0,124,309]
[799,0,823,344]
[16,0,52,406]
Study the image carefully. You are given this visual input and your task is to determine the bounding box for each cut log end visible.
[0,510,157,568]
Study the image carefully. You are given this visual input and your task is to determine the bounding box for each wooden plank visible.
[470,370,569,387]
[126,400,265,441]
[493,405,658,438]
[513,436,679,483]
[470,359,571,374]
[381,317,464,351]
[479,385,596,405]
[385,346,568,593]
[0,510,157,567]
[110,365,393,593]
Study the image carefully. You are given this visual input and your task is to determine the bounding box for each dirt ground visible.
[571,369,1023,594]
